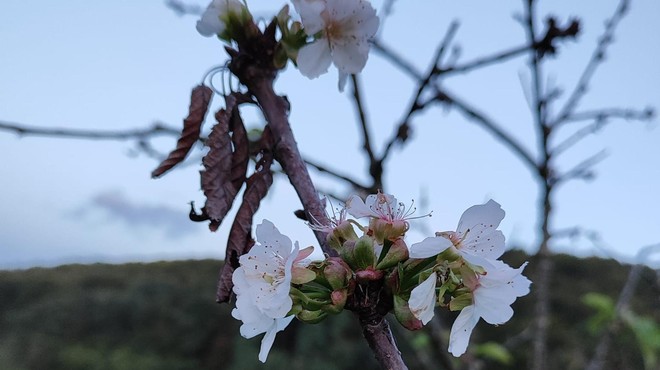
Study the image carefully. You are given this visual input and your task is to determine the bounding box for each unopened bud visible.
[297,309,327,324]
[376,238,409,270]
[355,267,384,283]
[323,257,353,290]
[393,295,423,331]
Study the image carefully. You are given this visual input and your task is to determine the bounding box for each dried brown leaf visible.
[229,105,249,191]
[201,98,239,226]
[151,85,212,178]
[216,138,274,303]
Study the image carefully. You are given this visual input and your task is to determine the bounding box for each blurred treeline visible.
[1,251,658,370]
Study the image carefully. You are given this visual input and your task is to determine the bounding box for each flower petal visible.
[409,272,437,325]
[448,305,480,357]
[345,194,374,218]
[409,236,453,258]
[291,0,326,35]
[297,40,333,79]
[331,39,369,74]
[258,316,294,363]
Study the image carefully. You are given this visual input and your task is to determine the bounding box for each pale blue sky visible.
[1,0,659,269]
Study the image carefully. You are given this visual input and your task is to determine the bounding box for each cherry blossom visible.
[409,200,506,269]
[292,0,379,90]
[196,0,245,37]
[448,261,531,356]
[345,192,415,224]
[231,220,314,362]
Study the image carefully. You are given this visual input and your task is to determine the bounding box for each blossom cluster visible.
[196,0,379,90]
[230,192,531,362]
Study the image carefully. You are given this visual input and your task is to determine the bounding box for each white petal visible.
[258,316,295,363]
[474,289,514,325]
[337,0,379,38]
[409,272,437,325]
[292,0,326,35]
[448,305,480,357]
[256,219,293,258]
[196,9,225,36]
[297,40,333,79]
[456,200,505,251]
[331,40,370,75]
[337,71,349,92]
[409,237,453,258]
[345,194,375,218]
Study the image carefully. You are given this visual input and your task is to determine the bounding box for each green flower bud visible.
[393,295,423,331]
[353,235,377,270]
[297,309,328,324]
[376,238,409,270]
[323,257,353,290]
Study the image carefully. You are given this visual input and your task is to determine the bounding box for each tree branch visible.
[0,120,181,141]
[551,0,631,126]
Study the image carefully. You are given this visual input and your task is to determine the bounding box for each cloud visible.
[81,190,198,239]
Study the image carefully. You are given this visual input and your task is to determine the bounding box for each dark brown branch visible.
[350,74,377,165]
[0,120,180,141]
[380,21,459,165]
[373,38,538,174]
[564,107,655,124]
[435,89,538,173]
[551,0,631,126]
[556,150,608,184]
[305,158,370,193]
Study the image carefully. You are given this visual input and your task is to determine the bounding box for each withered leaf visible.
[216,141,274,303]
[200,97,239,226]
[151,84,212,178]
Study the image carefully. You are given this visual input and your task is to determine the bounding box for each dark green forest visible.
[1,251,658,370]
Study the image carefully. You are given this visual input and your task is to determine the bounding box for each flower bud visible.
[376,238,409,270]
[296,309,327,324]
[393,295,423,331]
[370,218,408,245]
[355,267,384,283]
[323,257,353,290]
[353,235,377,270]
[323,289,348,314]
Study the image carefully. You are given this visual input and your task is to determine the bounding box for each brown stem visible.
[359,315,408,370]
[248,77,336,257]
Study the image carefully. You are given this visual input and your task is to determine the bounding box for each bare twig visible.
[304,158,370,193]
[380,21,459,165]
[0,120,181,141]
[551,0,631,126]
[435,89,538,173]
[556,149,608,184]
[350,74,377,166]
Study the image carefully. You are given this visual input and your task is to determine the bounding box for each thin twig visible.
[304,158,370,193]
[564,107,654,123]
[0,120,180,141]
[556,149,608,184]
[435,89,538,173]
[380,21,459,165]
[551,0,631,126]
[350,74,377,165]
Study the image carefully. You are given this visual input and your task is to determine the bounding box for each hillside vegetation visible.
[1,251,657,370]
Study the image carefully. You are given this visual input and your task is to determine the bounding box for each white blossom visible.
[410,199,506,269]
[409,272,437,325]
[196,0,245,37]
[345,192,415,223]
[231,220,313,362]
[292,0,379,90]
[448,261,531,357]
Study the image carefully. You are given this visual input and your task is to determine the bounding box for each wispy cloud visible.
[78,190,198,239]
